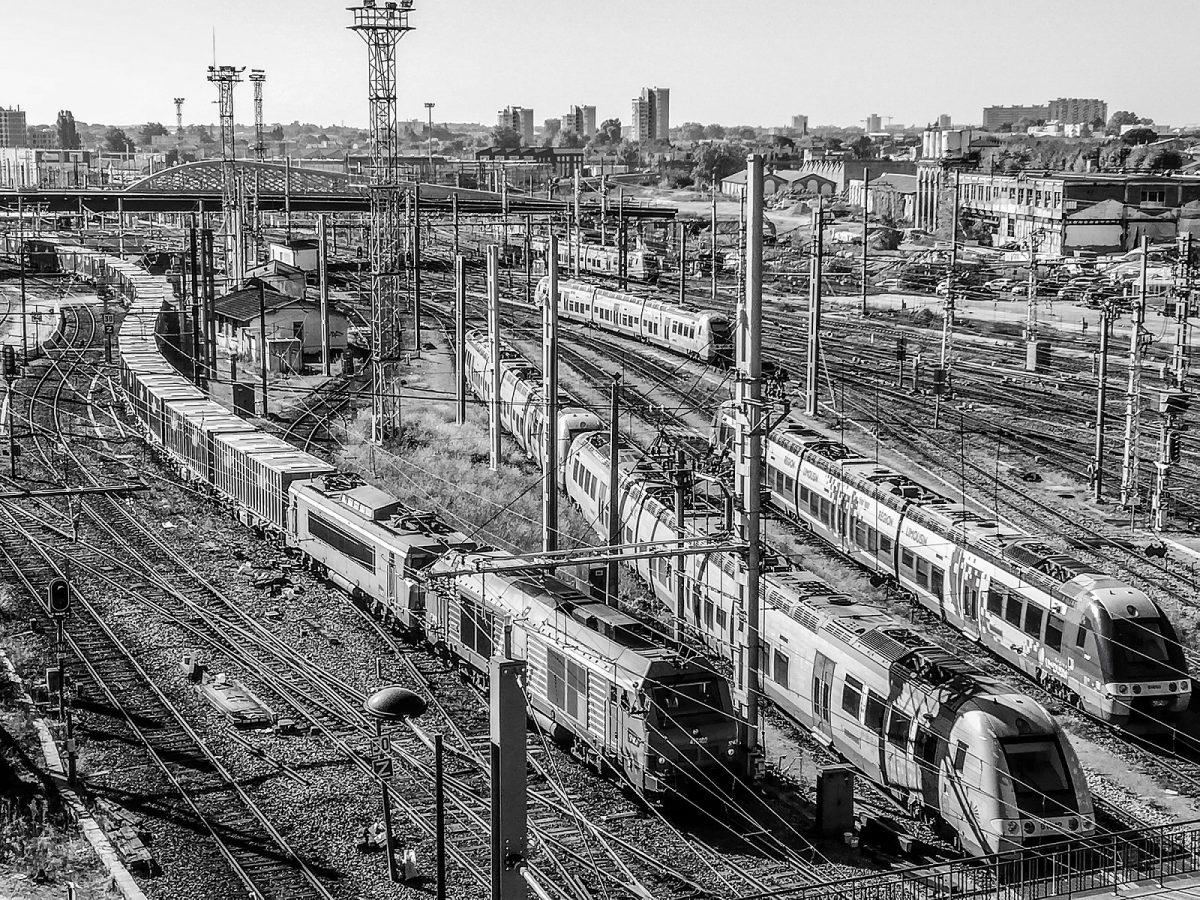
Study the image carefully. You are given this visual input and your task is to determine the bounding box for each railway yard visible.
[6,8,1200,898]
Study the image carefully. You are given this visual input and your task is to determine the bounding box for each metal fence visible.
[751,820,1200,900]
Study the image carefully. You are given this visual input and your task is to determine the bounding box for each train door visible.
[959,565,985,642]
[811,652,835,742]
[386,553,397,615]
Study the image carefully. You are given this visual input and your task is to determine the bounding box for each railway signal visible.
[47,577,71,616]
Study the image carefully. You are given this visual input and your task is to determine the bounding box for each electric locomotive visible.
[715,406,1191,725]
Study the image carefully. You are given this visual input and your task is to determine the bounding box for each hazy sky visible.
[3,0,1197,130]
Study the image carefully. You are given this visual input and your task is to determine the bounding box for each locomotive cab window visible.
[1075,618,1092,650]
[886,710,911,748]
[953,740,968,773]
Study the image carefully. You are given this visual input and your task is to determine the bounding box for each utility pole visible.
[805,198,824,418]
[673,448,688,643]
[678,223,687,305]
[934,171,959,429]
[318,214,331,376]
[249,69,266,162]
[1092,305,1111,503]
[17,198,27,364]
[1153,236,1195,529]
[572,167,581,278]
[1025,235,1040,371]
[524,214,532,306]
[736,153,765,760]
[489,658,528,900]
[455,254,467,425]
[1120,236,1150,509]
[1171,233,1194,390]
[424,101,435,174]
[174,97,185,136]
[202,228,217,380]
[710,183,718,303]
[488,245,502,470]
[860,166,869,317]
[606,376,621,606]
[258,282,269,415]
[543,236,560,554]
[413,185,422,356]
[190,223,202,386]
[207,64,245,287]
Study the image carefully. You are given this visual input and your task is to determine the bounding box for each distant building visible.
[631,87,669,142]
[790,114,809,135]
[937,113,952,129]
[0,148,92,188]
[269,239,320,273]
[1047,97,1107,126]
[982,104,1049,129]
[213,283,349,370]
[25,127,54,149]
[720,168,837,198]
[497,106,534,146]
[866,113,882,133]
[562,105,597,139]
[0,107,27,148]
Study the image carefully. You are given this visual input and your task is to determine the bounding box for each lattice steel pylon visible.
[207,64,246,287]
[173,98,185,135]
[349,0,415,442]
[249,70,266,161]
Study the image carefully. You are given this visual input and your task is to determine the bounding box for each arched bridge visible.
[126,159,361,195]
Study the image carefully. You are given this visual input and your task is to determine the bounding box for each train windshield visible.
[651,679,725,729]
[1110,618,1176,679]
[1000,737,1077,815]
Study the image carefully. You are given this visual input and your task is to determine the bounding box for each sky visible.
[2,0,1198,131]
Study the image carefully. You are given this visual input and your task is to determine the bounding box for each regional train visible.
[713,405,1191,725]
[530,237,662,284]
[462,328,1098,856]
[535,277,734,366]
[54,244,747,800]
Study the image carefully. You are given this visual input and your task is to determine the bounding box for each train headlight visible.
[726,747,737,758]
[1170,682,1178,692]
[1023,821,1037,835]
[1068,817,1080,831]
[1118,684,1129,694]
[656,756,667,766]
[1183,682,1193,692]
[1133,685,1142,695]
[1006,821,1019,834]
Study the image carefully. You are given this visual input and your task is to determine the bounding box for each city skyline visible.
[1,0,1198,131]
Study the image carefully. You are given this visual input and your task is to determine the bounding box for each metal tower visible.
[207,65,245,286]
[349,0,415,442]
[249,69,266,161]
[173,97,185,135]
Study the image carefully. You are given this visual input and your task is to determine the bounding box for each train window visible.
[1023,604,1044,639]
[716,607,727,631]
[785,475,795,493]
[307,511,376,572]
[915,558,930,590]
[930,566,944,600]
[986,588,1005,615]
[1045,614,1064,652]
[887,711,911,748]
[760,640,772,678]
[864,692,886,733]
[953,741,968,773]
[962,585,979,618]
[853,521,869,549]
[1004,597,1024,627]
[459,598,494,659]
[841,676,863,717]
[819,499,832,526]
[800,486,810,505]
[879,534,894,555]
[1075,618,1091,649]
[705,598,714,629]
[916,727,939,766]
[901,549,915,571]
[773,649,790,689]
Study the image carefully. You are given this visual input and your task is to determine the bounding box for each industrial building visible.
[0,107,28,148]
[213,283,347,371]
[631,87,669,142]
[497,105,535,146]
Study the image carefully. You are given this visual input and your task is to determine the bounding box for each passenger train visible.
[530,237,662,284]
[53,244,747,800]
[713,405,1191,725]
[535,277,734,366]
[461,328,1098,856]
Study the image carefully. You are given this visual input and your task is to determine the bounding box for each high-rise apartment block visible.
[791,114,808,135]
[866,113,882,133]
[497,106,534,146]
[631,87,670,142]
[562,104,597,139]
[1047,98,1107,125]
[0,107,28,148]
[937,113,952,129]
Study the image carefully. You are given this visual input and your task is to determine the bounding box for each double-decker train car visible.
[565,429,1095,855]
[535,277,734,366]
[463,329,603,484]
[457,331,1096,855]
[50,243,744,804]
[531,236,661,283]
[715,405,1191,725]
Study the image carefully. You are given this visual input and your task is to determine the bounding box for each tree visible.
[849,135,873,159]
[164,148,180,167]
[679,121,705,142]
[1145,147,1184,170]
[771,135,795,151]
[140,122,167,145]
[826,137,843,151]
[56,110,80,149]
[592,118,622,146]
[268,124,285,142]
[1107,110,1141,134]
[692,142,744,186]
[491,125,521,149]
[104,127,133,152]
[1121,127,1158,146]
[702,123,726,140]
[560,132,583,149]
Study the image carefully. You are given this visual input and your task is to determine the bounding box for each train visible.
[461,327,1097,856]
[712,405,1191,726]
[52,244,748,800]
[535,277,734,367]
[530,236,662,284]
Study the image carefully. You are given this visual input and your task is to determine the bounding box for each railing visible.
[746,820,1200,900]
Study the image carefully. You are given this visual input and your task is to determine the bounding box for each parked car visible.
[983,277,1022,292]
